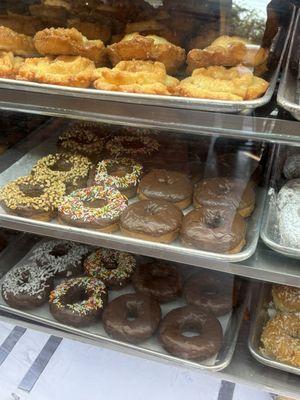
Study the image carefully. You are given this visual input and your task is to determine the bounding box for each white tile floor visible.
[0,321,272,400]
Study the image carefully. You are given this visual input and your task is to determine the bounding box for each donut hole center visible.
[215,185,230,195]
[121,139,143,150]
[63,287,89,306]
[84,199,108,209]
[49,244,68,258]
[157,171,176,185]
[50,159,72,172]
[205,211,223,229]
[150,267,171,280]
[107,165,132,178]
[20,271,30,284]
[126,301,141,321]
[146,202,161,215]
[181,322,202,338]
[19,184,44,198]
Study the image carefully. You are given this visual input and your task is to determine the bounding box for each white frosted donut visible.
[283,154,300,180]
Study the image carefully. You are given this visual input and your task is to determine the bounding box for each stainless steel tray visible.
[278,9,300,120]
[0,8,294,115]
[0,132,266,263]
[0,240,249,372]
[248,282,300,376]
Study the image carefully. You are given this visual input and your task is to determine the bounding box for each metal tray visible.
[277,9,300,120]
[0,240,249,372]
[0,131,267,264]
[0,8,294,115]
[248,282,300,376]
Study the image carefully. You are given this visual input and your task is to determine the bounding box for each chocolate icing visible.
[103,293,161,344]
[180,207,246,253]
[132,261,182,303]
[138,169,193,203]
[120,199,183,236]
[184,271,234,316]
[159,305,223,360]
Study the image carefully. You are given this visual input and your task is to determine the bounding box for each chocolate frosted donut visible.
[194,177,255,217]
[132,261,182,303]
[159,305,223,360]
[49,277,108,327]
[2,263,53,309]
[183,271,234,316]
[120,199,183,243]
[30,240,90,278]
[180,207,246,253]
[137,169,193,209]
[103,293,161,344]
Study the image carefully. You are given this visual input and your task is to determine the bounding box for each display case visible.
[0,1,299,399]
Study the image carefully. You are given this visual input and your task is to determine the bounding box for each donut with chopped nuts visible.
[0,175,65,221]
[92,158,143,199]
[30,239,90,278]
[58,185,128,233]
[2,262,54,309]
[31,153,92,194]
[49,276,108,327]
[84,248,136,289]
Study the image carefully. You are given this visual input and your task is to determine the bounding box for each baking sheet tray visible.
[248,283,300,376]
[0,239,249,372]
[0,131,266,263]
[0,8,294,114]
[277,9,300,120]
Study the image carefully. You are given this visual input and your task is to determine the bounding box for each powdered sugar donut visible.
[30,240,90,278]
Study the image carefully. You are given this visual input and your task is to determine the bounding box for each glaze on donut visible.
[103,293,161,344]
[84,248,136,289]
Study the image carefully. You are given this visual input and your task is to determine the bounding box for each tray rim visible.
[248,282,300,376]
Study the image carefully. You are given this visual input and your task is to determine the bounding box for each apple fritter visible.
[0,26,37,57]
[0,51,24,78]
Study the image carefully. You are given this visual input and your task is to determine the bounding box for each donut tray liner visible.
[248,283,300,376]
[0,239,249,372]
[0,8,294,115]
[0,131,266,264]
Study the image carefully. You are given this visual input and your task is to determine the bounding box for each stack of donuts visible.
[261,284,300,368]
[1,238,239,362]
[0,122,260,255]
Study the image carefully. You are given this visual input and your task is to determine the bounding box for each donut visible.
[0,175,65,221]
[283,154,300,180]
[277,179,300,247]
[58,186,127,232]
[57,126,104,160]
[272,285,300,313]
[2,263,53,309]
[132,261,182,303]
[30,240,90,278]
[158,305,223,360]
[261,313,300,367]
[183,271,234,316]
[180,207,246,253]
[120,199,183,244]
[102,293,161,344]
[137,169,193,210]
[105,135,159,162]
[93,158,143,199]
[49,276,108,327]
[31,153,92,194]
[84,248,136,289]
[194,177,255,218]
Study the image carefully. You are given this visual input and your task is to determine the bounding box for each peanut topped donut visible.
[105,135,159,162]
[137,169,193,210]
[132,261,182,303]
[0,175,65,221]
[84,248,136,289]
[30,239,90,278]
[180,207,246,253]
[31,153,92,194]
[272,285,300,313]
[120,199,183,244]
[49,276,108,327]
[93,158,143,199]
[194,177,255,217]
[2,262,54,309]
[58,186,127,232]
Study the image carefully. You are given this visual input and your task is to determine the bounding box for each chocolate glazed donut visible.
[102,293,162,344]
[183,271,234,316]
[132,261,183,303]
[158,305,223,360]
